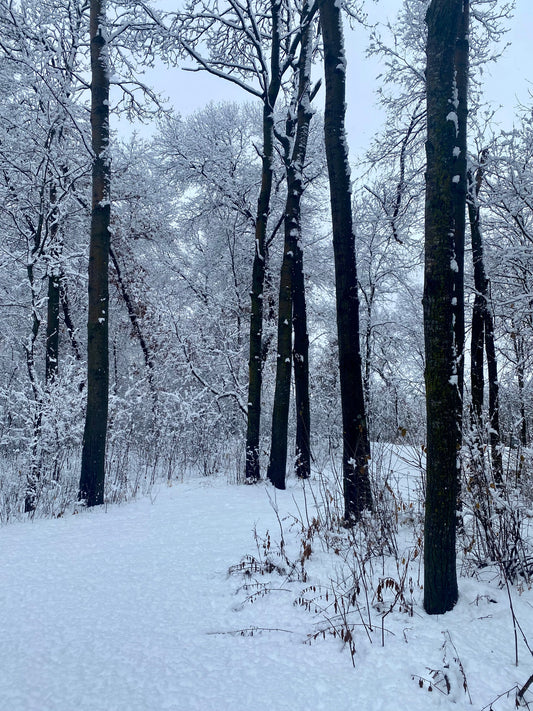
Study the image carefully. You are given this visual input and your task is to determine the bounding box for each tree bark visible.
[267,229,293,489]
[45,273,60,384]
[468,156,503,481]
[245,0,283,482]
[292,237,311,481]
[423,0,467,615]
[267,2,315,488]
[319,0,372,521]
[452,2,469,397]
[45,186,60,385]
[79,0,110,507]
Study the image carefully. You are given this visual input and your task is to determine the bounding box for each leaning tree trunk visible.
[79,0,110,507]
[423,0,468,615]
[245,0,283,482]
[319,0,372,521]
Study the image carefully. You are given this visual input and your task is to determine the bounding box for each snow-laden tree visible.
[266,0,320,489]
[0,0,90,510]
[352,186,424,442]
[482,113,533,448]
[172,0,313,482]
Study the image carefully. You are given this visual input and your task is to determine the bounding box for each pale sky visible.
[132,1,532,161]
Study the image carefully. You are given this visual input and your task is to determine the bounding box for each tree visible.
[468,150,503,481]
[422,0,469,615]
[319,0,372,521]
[266,0,318,489]
[78,0,111,507]
[154,102,263,439]
[0,0,90,511]
[175,0,302,482]
[482,113,533,449]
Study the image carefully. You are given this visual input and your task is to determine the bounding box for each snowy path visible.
[1,478,531,711]
[0,481,361,711]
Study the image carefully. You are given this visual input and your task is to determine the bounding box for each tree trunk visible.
[110,246,154,383]
[319,0,372,521]
[513,333,528,447]
[267,2,315,488]
[45,273,60,384]
[423,0,467,615]
[79,0,110,507]
[485,311,503,478]
[292,238,311,480]
[452,2,469,397]
[45,187,60,385]
[245,0,283,482]
[267,232,293,489]
[468,158,503,482]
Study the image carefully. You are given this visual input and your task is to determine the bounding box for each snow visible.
[0,466,532,711]
[446,111,459,135]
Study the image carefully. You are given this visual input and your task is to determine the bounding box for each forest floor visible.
[1,449,532,710]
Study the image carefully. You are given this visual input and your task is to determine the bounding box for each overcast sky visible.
[133,1,532,161]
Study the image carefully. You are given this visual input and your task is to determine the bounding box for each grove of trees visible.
[1,0,531,616]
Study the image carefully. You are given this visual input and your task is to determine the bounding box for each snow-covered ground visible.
[1,467,532,711]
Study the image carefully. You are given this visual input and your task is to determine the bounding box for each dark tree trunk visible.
[79,0,110,507]
[45,189,60,385]
[267,2,315,488]
[423,0,467,615]
[290,9,314,483]
[468,157,503,481]
[45,272,60,384]
[267,232,292,489]
[292,239,311,480]
[513,333,528,447]
[319,0,372,521]
[485,313,503,477]
[24,237,43,513]
[245,0,283,482]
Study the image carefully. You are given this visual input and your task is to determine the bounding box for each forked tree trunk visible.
[245,0,283,482]
[79,0,110,507]
[267,2,315,488]
[319,0,372,521]
[423,0,468,615]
